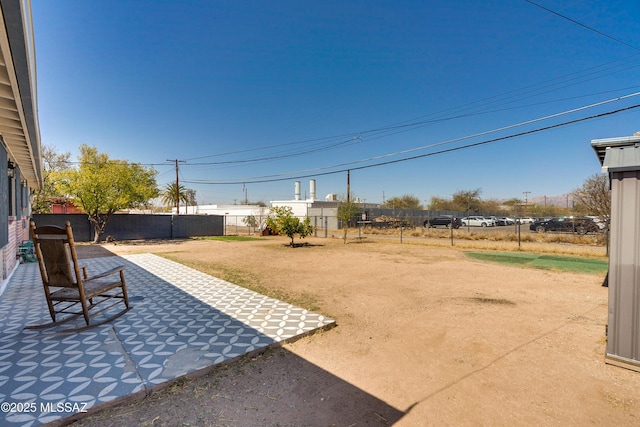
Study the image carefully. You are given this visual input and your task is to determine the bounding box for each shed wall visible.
[607,170,640,370]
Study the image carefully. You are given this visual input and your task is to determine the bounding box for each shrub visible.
[265,206,313,247]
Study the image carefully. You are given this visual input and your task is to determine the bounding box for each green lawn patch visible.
[465,252,608,274]
[197,235,264,242]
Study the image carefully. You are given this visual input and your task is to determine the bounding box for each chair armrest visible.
[85,265,126,281]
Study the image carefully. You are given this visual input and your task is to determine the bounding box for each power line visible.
[66,61,638,171]
[181,103,640,185]
[179,56,640,165]
[58,85,640,176]
[169,81,640,169]
[56,4,640,174]
[180,92,640,183]
[58,58,640,172]
[525,0,640,51]
[185,136,361,166]
[182,133,360,162]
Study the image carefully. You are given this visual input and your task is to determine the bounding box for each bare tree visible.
[572,173,610,220]
[452,189,482,212]
[428,196,452,210]
[337,193,361,243]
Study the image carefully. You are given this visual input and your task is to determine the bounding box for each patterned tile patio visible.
[0,254,335,426]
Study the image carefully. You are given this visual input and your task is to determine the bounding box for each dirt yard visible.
[71,235,640,426]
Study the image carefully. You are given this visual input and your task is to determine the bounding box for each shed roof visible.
[591,135,640,173]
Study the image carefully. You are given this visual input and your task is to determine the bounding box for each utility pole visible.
[167,159,185,214]
[347,170,351,203]
[523,191,530,216]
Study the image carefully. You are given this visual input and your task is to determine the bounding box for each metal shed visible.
[592,134,640,371]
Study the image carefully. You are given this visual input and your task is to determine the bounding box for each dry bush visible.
[352,225,608,258]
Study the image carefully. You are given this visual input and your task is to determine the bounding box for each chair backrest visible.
[30,221,81,288]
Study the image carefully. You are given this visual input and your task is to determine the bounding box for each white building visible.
[171,204,269,228]
[270,179,319,217]
[270,180,343,231]
[171,180,345,232]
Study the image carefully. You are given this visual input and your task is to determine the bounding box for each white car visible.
[461,216,495,227]
[517,217,535,224]
[586,216,607,229]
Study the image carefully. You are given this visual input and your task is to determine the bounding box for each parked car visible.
[461,216,495,227]
[489,216,507,226]
[424,216,462,229]
[529,217,600,234]
[499,217,515,225]
[517,217,535,224]
[586,216,607,230]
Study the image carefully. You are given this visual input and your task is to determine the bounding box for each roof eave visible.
[591,135,640,167]
[0,0,42,189]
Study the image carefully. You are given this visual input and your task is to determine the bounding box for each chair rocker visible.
[27,221,130,332]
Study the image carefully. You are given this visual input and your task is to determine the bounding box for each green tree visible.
[337,193,361,243]
[161,182,188,213]
[265,206,313,247]
[32,144,72,213]
[382,194,422,209]
[572,173,610,220]
[56,145,159,243]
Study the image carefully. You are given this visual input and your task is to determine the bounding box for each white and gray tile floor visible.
[0,253,335,426]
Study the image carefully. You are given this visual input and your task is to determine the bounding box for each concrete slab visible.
[0,254,335,426]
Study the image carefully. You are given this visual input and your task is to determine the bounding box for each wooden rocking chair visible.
[27,221,130,332]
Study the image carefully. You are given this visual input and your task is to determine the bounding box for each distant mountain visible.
[496,194,573,208]
[528,194,572,208]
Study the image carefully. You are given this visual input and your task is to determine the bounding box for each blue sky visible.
[33,1,640,206]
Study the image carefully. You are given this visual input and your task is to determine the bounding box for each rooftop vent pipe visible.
[310,179,316,201]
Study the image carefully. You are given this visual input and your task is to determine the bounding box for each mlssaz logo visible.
[40,402,89,413]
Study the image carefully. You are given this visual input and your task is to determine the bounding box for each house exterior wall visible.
[0,0,42,295]
[0,217,28,294]
[1,144,32,287]
[606,170,640,371]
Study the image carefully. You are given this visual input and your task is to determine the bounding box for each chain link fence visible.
[223,214,609,258]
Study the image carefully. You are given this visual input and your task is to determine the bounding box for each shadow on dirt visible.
[74,346,406,426]
[281,242,325,248]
